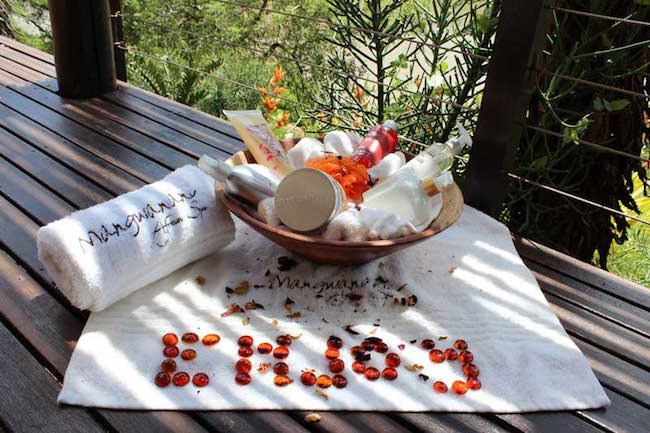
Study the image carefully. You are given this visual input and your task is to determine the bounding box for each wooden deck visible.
[0,36,647,433]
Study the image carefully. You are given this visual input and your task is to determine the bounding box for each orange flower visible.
[275,86,285,96]
[262,96,279,112]
[276,112,290,127]
[274,66,284,85]
[306,155,370,202]
[353,85,364,102]
[258,86,268,97]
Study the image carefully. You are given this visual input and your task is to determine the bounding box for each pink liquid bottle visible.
[352,120,399,168]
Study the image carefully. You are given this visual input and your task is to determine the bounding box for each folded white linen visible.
[323,131,362,156]
[37,165,235,311]
[368,151,406,181]
[322,206,416,241]
[287,137,336,168]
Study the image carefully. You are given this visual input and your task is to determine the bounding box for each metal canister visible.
[274,168,346,232]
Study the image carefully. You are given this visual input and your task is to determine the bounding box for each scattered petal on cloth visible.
[58,206,609,412]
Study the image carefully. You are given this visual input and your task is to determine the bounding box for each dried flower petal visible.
[448,266,457,273]
[405,364,424,372]
[221,303,244,317]
[397,283,407,292]
[257,362,271,373]
[397,344,405,351]
[242,317,250,325]
[234,281,250,295]
[245,300,265,310]
[286,311,301,319]
[195,275,206,285]
[438,335,448,341]
[284,297,295,312]
[304,413,322,423]
[344,325,360,335]
[314,389,329,400]
[288,333,303,339]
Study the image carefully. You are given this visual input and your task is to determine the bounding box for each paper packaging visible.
[37,165,235,311]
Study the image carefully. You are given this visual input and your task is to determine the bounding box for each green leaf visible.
[609,99,630,111]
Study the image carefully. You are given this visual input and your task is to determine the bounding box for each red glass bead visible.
[325,348,340,360]
[160,358,176,373]
[420,339,435,350]
[444,348,458,361]
[429,349,444,363]
[361,340,375,351]
[274,375,294,387]
[300,371,317,386]
[316,374,332,388]
[238,335,254,347]
[458,350,474,363]
[352,361,366,374]
[202,334,221,346]
[452,380,468,395]
[273,362,289,375]
[374,342,388,353]
[181,349,196,361]
[162,333,178,346]
[381,367,398,380]
[329,358,345,373]
[238,346,254,357]
[327,335,343,349]
[163,345,179,358]
[172,371,190,386]
[385,353,401,368]
[364,367,380,381]
[181,332,199,344]
[351,346,364,357]
[433,381,448,393]
[154,371,171,387]
[236,358,252,374]
[462,363,480,378]
[192,372,209,387]
[467,377,482,390]
[235,372,251,385]
[273,346,289,359]
[276,335,292,346]
[258,342,273,354]
[332,374,348,389]
[454,339,468,351]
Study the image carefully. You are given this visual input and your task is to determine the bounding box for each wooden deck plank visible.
[0,321,107,433]
[577,389,649,433]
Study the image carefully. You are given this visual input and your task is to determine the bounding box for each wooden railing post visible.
[109,0,127,81]
[48,0,116,98]
[464,0,552,217]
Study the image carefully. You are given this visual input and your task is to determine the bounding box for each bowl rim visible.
[220,182,464,249]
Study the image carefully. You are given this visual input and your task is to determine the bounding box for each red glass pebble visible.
[325,348,340,360]
[274,375,294,387]
[351,346,364,357]
[381,367,398,380]
[452,380,468,395]
[258,342,273,354]
[235,372,251,385]
[374,342,388,353]
[236,358,252,374]
[316,374,333,388]
[467,377,482,390]
[433,381,448,393]
[160,358,176,373]
[276,335,292,346]
[462,363,480,378]
[192,372,209,387]
[454,339,468,351]
[458,350,474,363]
[429,349,444,363]
[202,334,221,346]
[172,371,190,387]
[154,371,171,387]
[329,358,345,373]
[273,362,289,375]
[327,335,343,349]
[163,345,179,358]
[181,332,199,344]
[364,367,380,381]
[444,348,458,361]
[300,371,317,386]
[352,361,366,373]
[181,348,196,361]
[238,346,254,357]
[420,339,435,350]
[162,333,178,346]
[385,353,401,368]
[238,335,254,347]
[273,346,289,359]
[332,374,348,389]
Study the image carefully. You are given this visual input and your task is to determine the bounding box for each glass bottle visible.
[352,120,399,168]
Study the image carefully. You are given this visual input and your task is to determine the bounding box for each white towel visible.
[58,207,609,411]
[368,152,406,181]
[322,206,415,241]
[287,137,336,168]
[37,165,235,312]
[324,131,362,156]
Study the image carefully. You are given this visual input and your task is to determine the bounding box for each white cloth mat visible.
[58,206,609,411]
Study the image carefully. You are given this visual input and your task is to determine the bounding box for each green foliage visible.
[505,0,649,269]
[7,0,51,52]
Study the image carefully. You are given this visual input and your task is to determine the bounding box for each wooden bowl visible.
[220,183,464,265]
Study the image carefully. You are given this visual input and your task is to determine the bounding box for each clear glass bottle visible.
[362,172,442,231]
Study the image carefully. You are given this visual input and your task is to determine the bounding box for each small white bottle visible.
[362,173,442,231]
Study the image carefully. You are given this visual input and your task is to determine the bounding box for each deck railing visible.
[45,0,650,231]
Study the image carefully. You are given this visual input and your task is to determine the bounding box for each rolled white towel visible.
[358,206,416,239]
[37,165,235,311]
[322,208,368,242]
[287,137,335,168]
[324,131,361,156]
[257,197,281,227]
[368,152,406,181]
